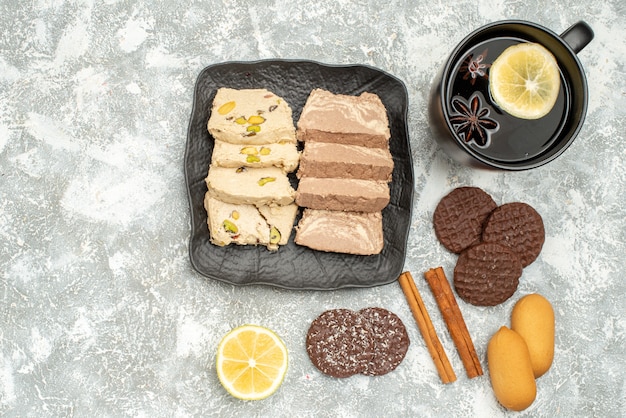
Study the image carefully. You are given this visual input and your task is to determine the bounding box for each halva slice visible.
[211,139,300,173]
[296,89,391,148]
[258,203,299,247]
[208,88,297,145]
[295,209,384,255]
[204,194,297,250]
[206,166,295,207]
[295,177,389,212]
[205,194,270,248]
[297,142,393,181]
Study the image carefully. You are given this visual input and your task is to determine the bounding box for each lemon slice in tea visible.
[216,325,288,400]
[489,42,561,119]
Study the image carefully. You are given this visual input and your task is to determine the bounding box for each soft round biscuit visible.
[482,202,545,267]
[454,242,523,306]
[358,307,410,376]
[433,187,497,253]
[306,309,374,378]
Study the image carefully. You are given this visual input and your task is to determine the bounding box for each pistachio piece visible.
[269,226,281,245]
[257,177,276,186]
[240,146,258,155]
[217,101,236,115]
[246,155,261,163]
[259,147,271,155]
[247,115,265,125]
[231,210,240,220]
[236,167,247,173]
[246,125,261,133]
[234,116,247,125]
[223,219,238,234]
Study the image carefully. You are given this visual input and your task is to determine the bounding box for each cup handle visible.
[560,21,594,54]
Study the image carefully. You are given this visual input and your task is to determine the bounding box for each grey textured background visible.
[1,1,624,417]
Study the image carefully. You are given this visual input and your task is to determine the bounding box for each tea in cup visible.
[429,20,593,170]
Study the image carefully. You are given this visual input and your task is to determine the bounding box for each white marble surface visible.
[1,1,625,417]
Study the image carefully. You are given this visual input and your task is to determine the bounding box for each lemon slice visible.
[216,325,288,400]
[489,42,560,119]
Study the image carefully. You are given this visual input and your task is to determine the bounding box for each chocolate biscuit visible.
[454,242,523,306]
[306,309,374,378]
[358,307,410,376]
[482,202,545,267]
[433,187,497,253]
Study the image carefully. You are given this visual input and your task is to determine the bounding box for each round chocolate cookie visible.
[482,202,545,267]
[306,309,374,378]
[433,187,498,253]
[454,242,523,306]
[358,307,410,376]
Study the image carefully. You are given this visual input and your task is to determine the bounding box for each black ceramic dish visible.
[185,60,414,290]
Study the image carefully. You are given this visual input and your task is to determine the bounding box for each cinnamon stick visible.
[424,267,483,379]
[398,271,457,384]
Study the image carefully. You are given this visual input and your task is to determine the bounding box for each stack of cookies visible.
[204,88,300,251]
[293,89,394,255]
[433,187,545,306]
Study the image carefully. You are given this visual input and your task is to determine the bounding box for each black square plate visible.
[185,60,413,290]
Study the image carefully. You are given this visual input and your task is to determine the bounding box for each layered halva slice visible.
[297,142,393,181]
[207,88,297,145]
[211,139,300,173]
[296,89,391,148]
[206,166,295,207]
[204,195,297,251]
[296,177,389,212]
[295,209,384,255]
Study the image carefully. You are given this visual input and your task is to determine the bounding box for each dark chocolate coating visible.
[306,309,374,378]
[434,187,497,253]
[358,307,410,376]
[454,242,523,306]
[482,202,545,267]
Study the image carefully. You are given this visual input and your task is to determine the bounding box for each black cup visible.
[429,20,593,170]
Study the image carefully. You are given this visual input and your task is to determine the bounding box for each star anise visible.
[459,49,490,85]
[449,94,499,147]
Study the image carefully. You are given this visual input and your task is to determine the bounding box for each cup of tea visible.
[428,20,594,170]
